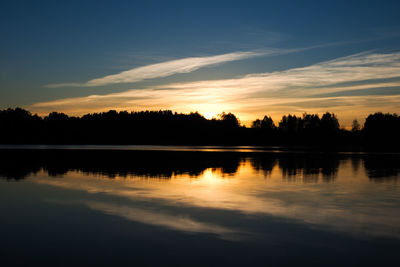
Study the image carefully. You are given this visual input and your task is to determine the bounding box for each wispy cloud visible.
[154,51,400,94]
[45,50,280,88]
[33,51,400,125]
[85,201,237,239]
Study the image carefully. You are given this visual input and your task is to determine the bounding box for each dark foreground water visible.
[0,147,400,266]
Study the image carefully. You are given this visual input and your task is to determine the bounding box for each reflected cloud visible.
[2,149,400,240]
[84,201,238,240]
[27,156,400,240]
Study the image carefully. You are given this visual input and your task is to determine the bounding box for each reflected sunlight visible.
[30,159,400,240]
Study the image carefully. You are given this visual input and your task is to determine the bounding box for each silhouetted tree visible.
[351,119,361,132]
[251,119,262,129]
[363,112,400,149]
[252,116,275,130]
[320,112,339,131]
[302,113,320,130]
[279,114,301,134]
[218,112,240,128]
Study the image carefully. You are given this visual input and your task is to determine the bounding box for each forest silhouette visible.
[0,108,399,150]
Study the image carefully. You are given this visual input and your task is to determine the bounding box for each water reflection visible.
[1,151,399,231]
[364,155,400,181]
[1,149,398,181]
[1,149,400,265]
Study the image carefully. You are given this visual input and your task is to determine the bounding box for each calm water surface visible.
[0,148,399,266]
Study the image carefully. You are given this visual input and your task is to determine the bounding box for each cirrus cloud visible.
[45,50,282,88]
[33,51,400,126]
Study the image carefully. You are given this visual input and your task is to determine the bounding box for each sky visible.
[1,0,400,126]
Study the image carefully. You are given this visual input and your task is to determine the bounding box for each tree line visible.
[0,108,399,149]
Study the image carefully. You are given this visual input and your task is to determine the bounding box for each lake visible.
[0,147,399,266]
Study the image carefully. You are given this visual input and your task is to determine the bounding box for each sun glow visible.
[31,51,400,127]
[203,112,217,119]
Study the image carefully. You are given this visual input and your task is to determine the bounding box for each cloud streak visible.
[33,51,400,125]
[45,50,278,88]
[154,51,400,94]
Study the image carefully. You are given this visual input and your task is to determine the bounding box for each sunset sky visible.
[1,0,400,126]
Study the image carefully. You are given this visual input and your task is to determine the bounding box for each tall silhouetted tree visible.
[351,119,361,132]
[252,115,275,130]
[302,113,320,130]
[363,112,400,149]
[219,112,240,128]
[320,112,339,131]
[279,115,300,134]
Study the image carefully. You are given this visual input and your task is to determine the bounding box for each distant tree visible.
[45,112,69,121]
[320,112,339,131]
[351,119,361,132]
[0,108,33,122]
[364,112,400,135]
[260,116,275,130]
[363,112,400,148]
[189,112,206,120]
[251,119,262,129]
[219,112,240,128]
[279,114,300,133]
[302,113,320,130]
[252,115,275,130]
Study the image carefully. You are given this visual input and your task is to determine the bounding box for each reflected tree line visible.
[0,149,398,181]
[1,108,400,149]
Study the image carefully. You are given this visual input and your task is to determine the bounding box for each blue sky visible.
[1,0,400,125]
